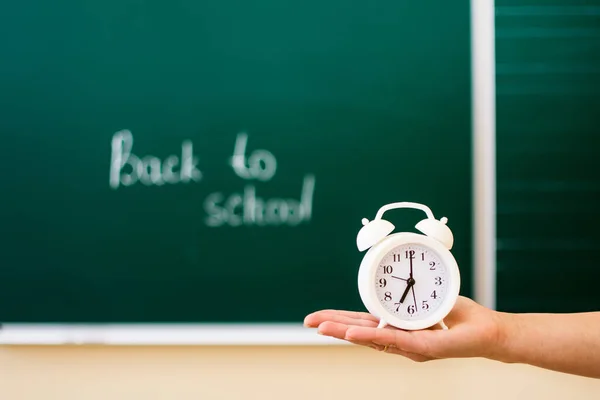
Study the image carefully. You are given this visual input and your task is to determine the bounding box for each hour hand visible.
[399,277,416,304]
[399,282,411,303]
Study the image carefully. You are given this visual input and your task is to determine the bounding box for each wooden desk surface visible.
[1,345,599,399]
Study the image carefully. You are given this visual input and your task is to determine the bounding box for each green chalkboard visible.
[496,2,600,313]
[0,1,472,323]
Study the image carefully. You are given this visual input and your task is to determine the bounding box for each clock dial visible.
[374,243,448,320]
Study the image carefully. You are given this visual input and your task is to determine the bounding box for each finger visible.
[305,313,379,329]
[316,321,351,340]
[304,310,378,328]
[304,310,379,327]
[317,322,392,350]
[345,326,436,355]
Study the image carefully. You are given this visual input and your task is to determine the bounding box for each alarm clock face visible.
[374,243,450,321]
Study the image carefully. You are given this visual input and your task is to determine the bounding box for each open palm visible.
[304,296,504,362]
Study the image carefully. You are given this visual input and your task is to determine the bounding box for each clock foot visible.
[439,320,448,330]
[377,319,388,329]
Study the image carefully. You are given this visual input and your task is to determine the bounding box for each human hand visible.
[303,296,505,362]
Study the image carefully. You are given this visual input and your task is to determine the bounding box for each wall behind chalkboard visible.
[495,2,600,313]
[0,1,472,323]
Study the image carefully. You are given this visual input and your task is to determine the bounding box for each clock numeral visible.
[378,278,387,288]
[431,290,438,299]
[434,276,442,286]
[394,302,401,312]
[429,261,436,270]
[421,252,425,261]
[422,300,429,310]
[405,250,415,259]
[384,292,392,301]
[393,254,401,262]
[407,305,416,315]
[382,265,393,274]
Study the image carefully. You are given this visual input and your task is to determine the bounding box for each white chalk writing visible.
[109,130,202,189]
[108,129,316,227]
[230,132,277,181]
[204,175,315,227]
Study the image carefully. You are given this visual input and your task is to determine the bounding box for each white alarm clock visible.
[356,202,460,331]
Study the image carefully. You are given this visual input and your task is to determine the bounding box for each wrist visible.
[487,310,521,364]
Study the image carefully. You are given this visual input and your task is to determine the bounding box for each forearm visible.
[494,311,600,379]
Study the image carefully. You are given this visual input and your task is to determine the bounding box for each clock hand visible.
[391,275,407,282]
[399,251,417,304]
[399,282,411,304]
[411,284,418,312]
[399,277,415,303]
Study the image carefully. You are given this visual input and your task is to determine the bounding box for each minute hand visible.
[411,284,418,312]
[401,252,416,305]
